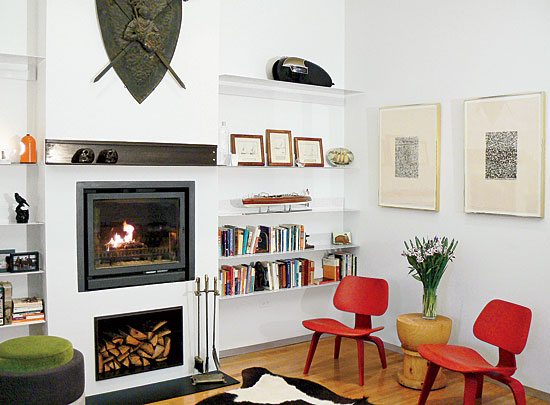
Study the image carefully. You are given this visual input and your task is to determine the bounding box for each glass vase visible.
[422,288,437,320]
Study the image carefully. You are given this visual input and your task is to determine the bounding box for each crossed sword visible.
[94,0,185,89]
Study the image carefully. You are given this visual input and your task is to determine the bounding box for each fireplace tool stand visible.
[192,275,226,385]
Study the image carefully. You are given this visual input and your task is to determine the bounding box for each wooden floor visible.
[152,337,546,404]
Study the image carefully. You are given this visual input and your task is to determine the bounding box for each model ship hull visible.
[242,195,312,206]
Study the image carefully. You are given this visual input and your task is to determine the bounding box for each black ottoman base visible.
[0,349,85,405]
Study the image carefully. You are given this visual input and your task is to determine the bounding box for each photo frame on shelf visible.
[379,103,440,211]
[0,249,15,273]
[464,92,545,217]
[8,251,39,273]
[294,137,324,167]
[230,134,265,166]
[332,232,352,245]
[266,129,293,166]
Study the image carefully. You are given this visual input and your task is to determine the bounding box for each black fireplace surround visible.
[77,181,195,291]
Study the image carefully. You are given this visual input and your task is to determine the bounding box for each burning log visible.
[98,320,172,375]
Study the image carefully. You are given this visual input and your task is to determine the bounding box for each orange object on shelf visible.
[20,134,36,163]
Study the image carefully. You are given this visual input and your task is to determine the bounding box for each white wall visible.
[345,0,550,392]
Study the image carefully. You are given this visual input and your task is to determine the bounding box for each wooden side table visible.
[396,313,452,390]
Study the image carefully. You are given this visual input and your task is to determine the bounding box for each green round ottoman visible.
[0,336,85,404]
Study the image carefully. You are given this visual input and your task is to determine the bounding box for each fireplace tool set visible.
[192,274,225,385]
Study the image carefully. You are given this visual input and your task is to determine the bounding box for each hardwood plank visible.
[150,337,546,404]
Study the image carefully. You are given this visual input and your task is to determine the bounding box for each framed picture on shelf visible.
[332,232,352,245]
[266,129,293,166]
[379,103,440,211]
[294,137,324,167]
[8,251,39,273]
[464,92,545,217]
[0,249,15,273]
[230,134,265,166]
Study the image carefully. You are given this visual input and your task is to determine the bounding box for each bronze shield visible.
[96,0,182,103]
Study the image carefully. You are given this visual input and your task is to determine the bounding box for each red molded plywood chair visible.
[418,299,532,405]
[302,276,389,386]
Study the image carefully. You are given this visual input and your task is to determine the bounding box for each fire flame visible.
[105,221,135,250]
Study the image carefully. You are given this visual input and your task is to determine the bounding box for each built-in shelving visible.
[219,280,340,301]
[0,270,44,277]
[0,52,45,80]
[0,320,45,329]
[218,243,359,262]
[219,74,362,106]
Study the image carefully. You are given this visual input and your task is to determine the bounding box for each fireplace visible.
[77,181,195,291]
[94,307,183,380]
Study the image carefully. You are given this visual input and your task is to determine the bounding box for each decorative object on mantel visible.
[266,129,293,166]
[464,92,545,217]
[379,103,440,211]
[94,0,188,103]
[0,151,10,164]
[0,250,15,273]
[230,134,265,166]
[402,236,458,319]
[294,137,324,167]
[20,134,36,164]
[197,367,374,405]
[14,193,30,224]
[241,190,311,214]
[327,147,353,167]
[45,139,216,166]
[272,57,334,88]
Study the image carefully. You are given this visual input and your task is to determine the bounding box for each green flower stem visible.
[422,288,437,320]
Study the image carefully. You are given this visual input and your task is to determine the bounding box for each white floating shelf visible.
[220,280,340,301]
[218,207,360,218]
[219,74,362,106]
[0,222,45,226]
[0,319,46,328]
[217,165,358,170]
[218,243,359,262]
[0,270,44,277]
[0,53,45,81]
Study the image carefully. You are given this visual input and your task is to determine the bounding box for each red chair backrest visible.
[333,276,389,316]
[473,299,532,354]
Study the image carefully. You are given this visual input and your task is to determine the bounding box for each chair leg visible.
[463,373,479,405]
[475,374,484,399]
[490,375,526,405]
[356,338,364,386]
[303,332,322,375]
[417,362,440,405]
[334,336,342,359]
[365,335,387,369]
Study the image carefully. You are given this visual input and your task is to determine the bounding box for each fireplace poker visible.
[212,276,221,371]
[193,277,204,373]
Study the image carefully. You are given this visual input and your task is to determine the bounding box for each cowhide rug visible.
[197,367,374,405]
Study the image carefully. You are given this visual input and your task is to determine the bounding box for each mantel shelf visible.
[0,53,45,80]
[219,74,362,106]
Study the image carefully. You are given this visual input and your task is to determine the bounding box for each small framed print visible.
[266,129,293,166]
[294,137,324,167]
[0,249,15,273]
[8,251,39,273]
[332,232,352,245]
[231,134,265,166]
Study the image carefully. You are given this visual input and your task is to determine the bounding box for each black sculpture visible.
[71,148,95,164]
[97,149,118,164]
[253,261,269,292]
[14,193,30,224]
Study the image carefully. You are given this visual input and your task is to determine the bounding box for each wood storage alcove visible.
[94,306,183,381]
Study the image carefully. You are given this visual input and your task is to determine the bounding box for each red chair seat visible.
[303,318,383,338]
[418,344,515,376]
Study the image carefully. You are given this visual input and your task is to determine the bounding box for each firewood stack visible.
[98,320,171,374]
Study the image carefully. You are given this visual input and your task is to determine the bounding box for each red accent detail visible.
[302,276,389,386]
[417,299,532,405]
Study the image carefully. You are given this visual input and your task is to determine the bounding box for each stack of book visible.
[12,297,44,324]
[322,252,357,281]
[218,224,306,257]
[219,258,315,296]
[0,281,12,325]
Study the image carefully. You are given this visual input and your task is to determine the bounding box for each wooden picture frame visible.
[294,137,324,167]
[464,92,545,217]
[266,129,293,166]
[379,103,441,211]
[230,134,265,166]
[8,251,39,273]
